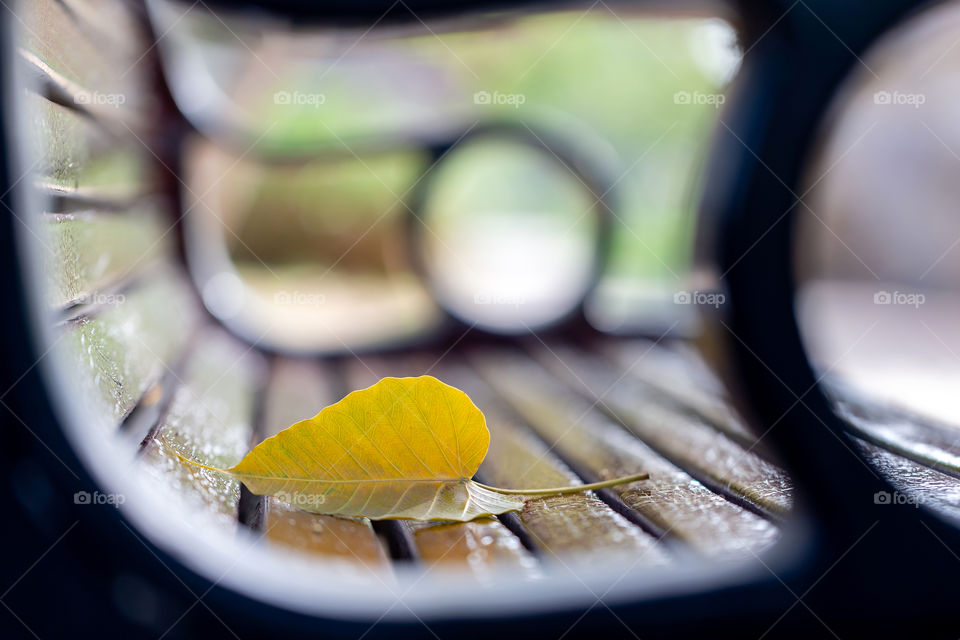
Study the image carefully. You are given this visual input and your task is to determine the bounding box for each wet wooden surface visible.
[598,338,761,451]
[356,354,672,568]
[258,359,392,574]
[343,357,542,581]
[602,339,960,520]
[856,438,960,519]
[24,0,193,441]
[407,518,540,584]
[531,343,793,518]
[27,93,150,202]
[140,330,265,533]
[17,0,151,121]
[440,363,671,568]
[23,0,960,589]
[830,381,960,478]
[41,208,169,308]
[58,268,198,431]
[472,349,780,558]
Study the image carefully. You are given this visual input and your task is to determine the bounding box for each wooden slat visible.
[438,363,671,568]
[855,438,960,520]
[348,353,670,566]
[531,344,793,518]
[627,333,960,491]
[829,381,960,478]
[42,207,170,308]
[140,330,265,532]
[59,267,199,431]
[598,338,762,451]
[26,93,150,203]
[259,359,392,574]
[472,349,780,559]
[407,518,541,585]
[16,0,150,119]
[343,358,541,581]
[606,340,960,519]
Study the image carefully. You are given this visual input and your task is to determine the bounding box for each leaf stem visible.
[160,443,229,475]
[474,472,649,496]
[158,440,647,499]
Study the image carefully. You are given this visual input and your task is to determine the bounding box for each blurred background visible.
[152,1,741,350]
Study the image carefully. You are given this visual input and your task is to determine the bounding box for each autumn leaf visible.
[171,376,647,522]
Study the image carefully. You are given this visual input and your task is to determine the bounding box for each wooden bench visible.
[16,0,960,613]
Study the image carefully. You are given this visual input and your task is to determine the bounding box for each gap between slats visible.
[242,357,399,573]
[335,356,546,577]
[525,343,791,523]
[343,353,679,566]
[470,347,780,558]
[18,49,144,132]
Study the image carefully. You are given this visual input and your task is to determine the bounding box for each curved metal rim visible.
[697,0,960,615]
[404,119,618,336]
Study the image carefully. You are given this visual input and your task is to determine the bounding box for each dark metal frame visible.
[405,119,618,336]
[3,0,959,638]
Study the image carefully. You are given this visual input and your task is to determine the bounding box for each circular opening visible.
[416,134,604,333]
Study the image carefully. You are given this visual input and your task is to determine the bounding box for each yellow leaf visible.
[240,375,521,520]
[170,375,648,522]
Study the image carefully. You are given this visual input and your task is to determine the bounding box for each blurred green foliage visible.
[231,13,735,283]
[421,15,733,280]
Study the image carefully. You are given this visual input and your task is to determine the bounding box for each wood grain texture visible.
[829,380,960,478]
[59,267,199,431]
[360,354,670,566]
[141,330,266,533]
[408,518,541,585]
[343,357,541,580]
[531,344,793,518]
[855,438,960,520]
[41,208,169,308]
[608,340,960,515]
[26,93,150,203]
[16,0,151,119]
[259,359,391,573]
[472,349,780,558]
[439,363,671,568]
[598,338,761,451]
